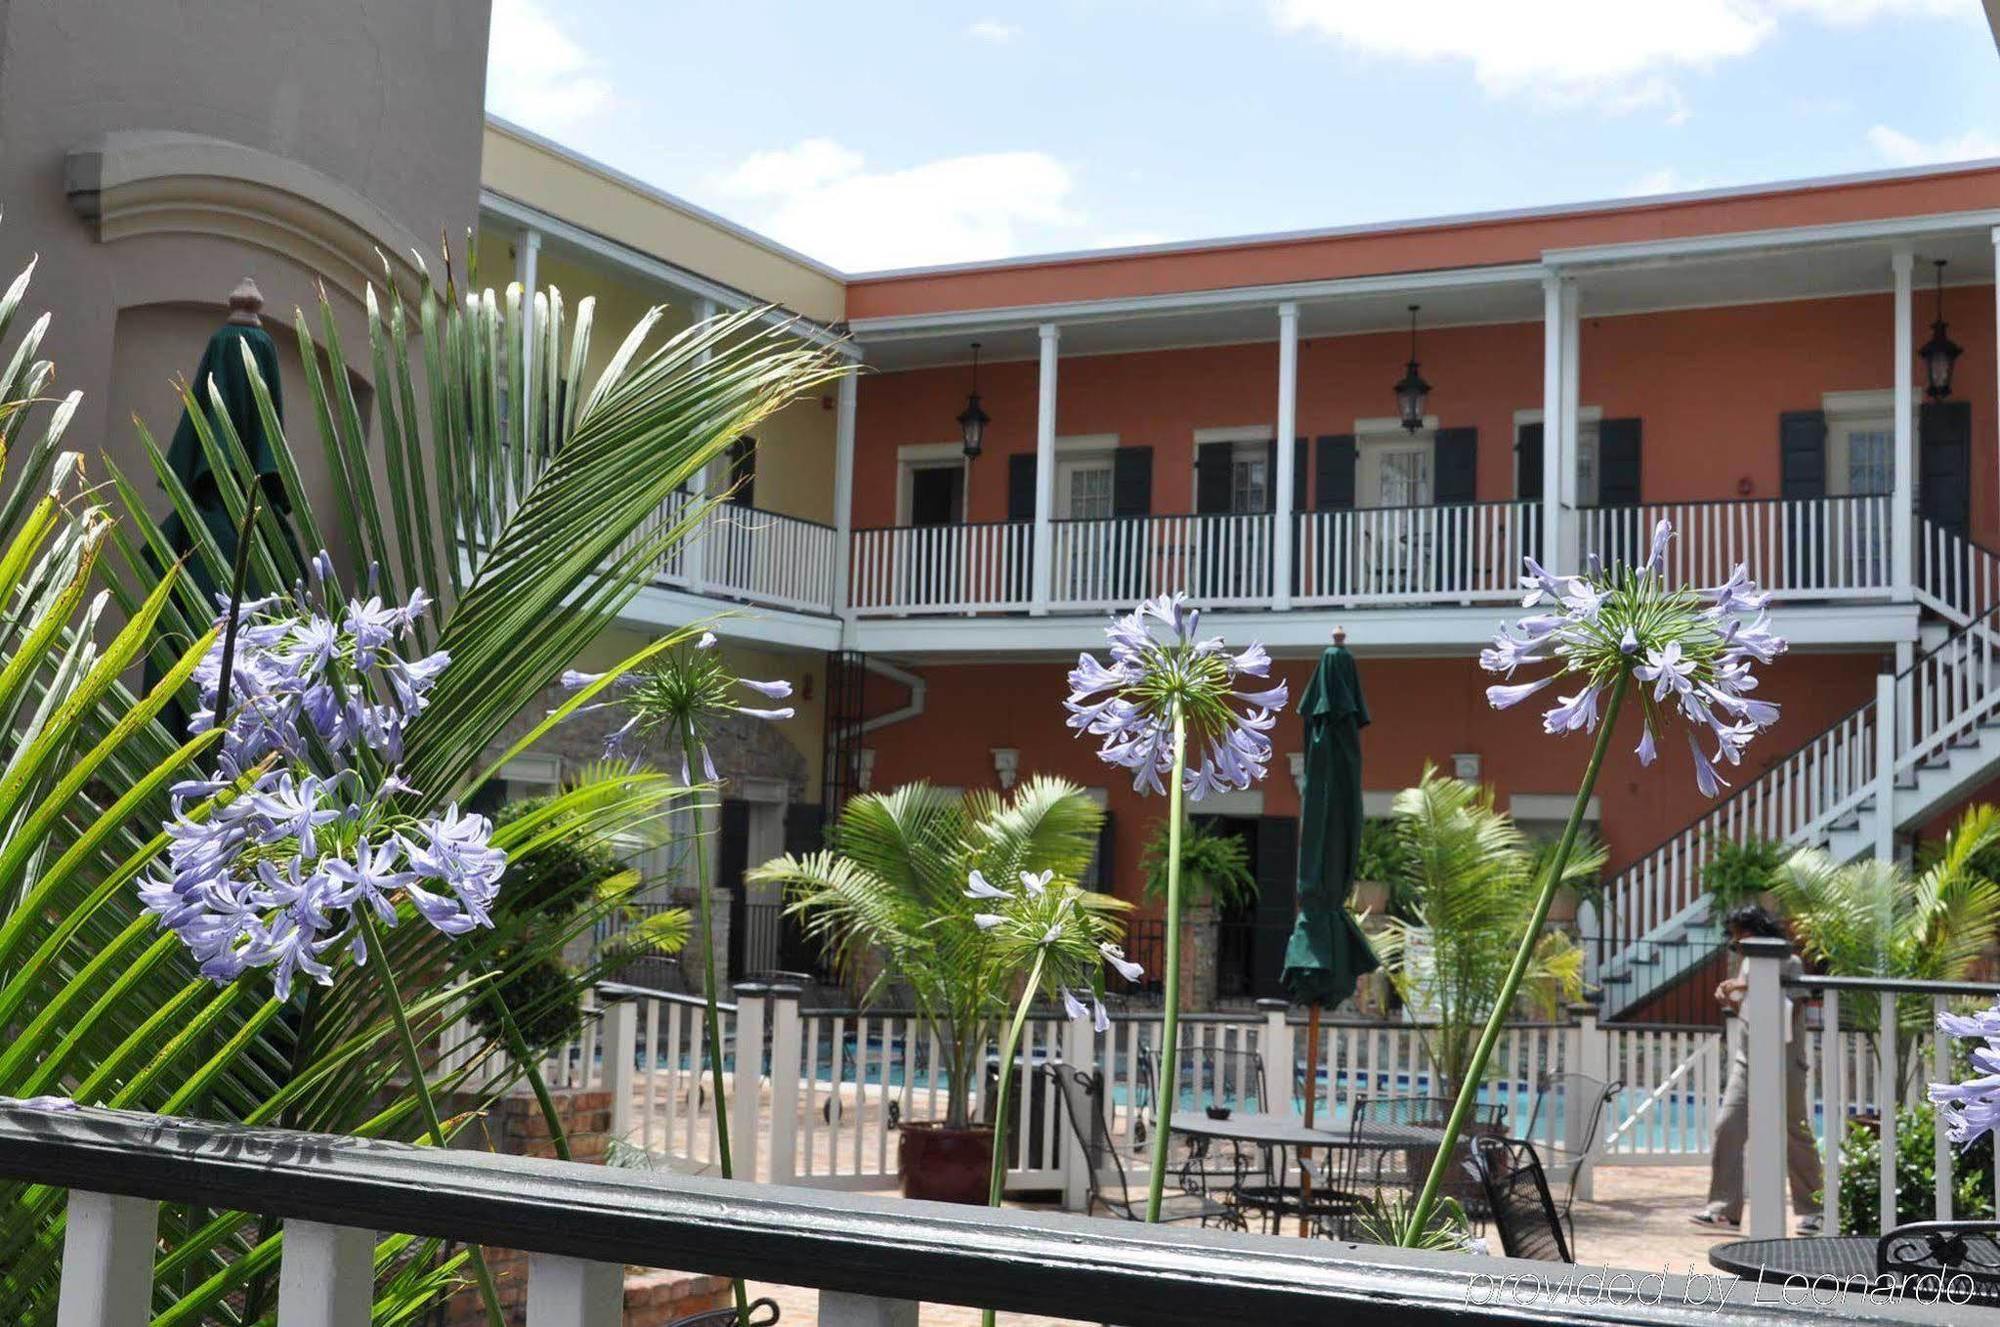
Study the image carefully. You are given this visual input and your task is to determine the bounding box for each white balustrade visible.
[1576,496,1891,597]
[1295,502,1539,606]
[1918,517,2000,625]
[1048,512,1274,610]
[848,522,1032,616]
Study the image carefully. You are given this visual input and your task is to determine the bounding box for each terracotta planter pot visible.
[1351,880,1390,916]
[897,1121,995,1205]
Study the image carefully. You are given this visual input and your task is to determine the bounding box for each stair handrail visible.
[1917,518,2000,626]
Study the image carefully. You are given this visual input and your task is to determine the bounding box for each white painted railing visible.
[848,521,1031,615]
[688,503,839,614]
[1294,502,1540,606]
[1049,512,1274,610]
[1577,495,1892,598]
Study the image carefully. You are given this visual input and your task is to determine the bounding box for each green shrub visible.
[1836,1107,1995,1234]
[1703,836,1789,911]
[1141,816,1256,913]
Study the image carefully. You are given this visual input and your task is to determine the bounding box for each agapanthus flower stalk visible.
[960,866,1131,1327]
[1406,521,1787,1246]
[1064,593,1283,1222]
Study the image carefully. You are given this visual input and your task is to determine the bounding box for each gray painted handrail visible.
[0,1104,1965,1327]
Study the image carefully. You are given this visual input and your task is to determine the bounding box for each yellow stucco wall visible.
[481,121,846,325]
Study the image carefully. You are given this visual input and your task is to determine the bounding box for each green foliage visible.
[0,238,833,1327]
[1140,816,1255,913]
[1702,835,1789,911]
[1347,1193,1471,1250]
[1369,768,1601,1093]
[754,777,1115,1129]
[1356,816,1416,914]
[1836,1107,1996,1234]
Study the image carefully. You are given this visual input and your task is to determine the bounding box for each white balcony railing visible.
[848,521,1031,615]
[1295,501,1540,606]
[610,490,840,615]
[1050,511,1274,610]
[1576,495,1893,598]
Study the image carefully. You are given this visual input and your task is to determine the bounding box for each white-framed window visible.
[895,442,968,525]
[1229,441,1268,513]
[1822,392,1907,499]
[1511,408,1604,505]
[1057,453,1115,520]
[1354,417,1436,510]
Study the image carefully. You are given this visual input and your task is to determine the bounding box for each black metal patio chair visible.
[1470,1135,1572,1263]
[1135,1043,1269,1195]
[665,1296,782,1327]
[1522,1072,1622,1244]
[1878,1221,2000,1304]
[1045,1064,1243,1229]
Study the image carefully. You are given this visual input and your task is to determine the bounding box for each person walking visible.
[1691,904,1824,1233]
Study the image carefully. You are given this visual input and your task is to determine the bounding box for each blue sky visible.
[487,0,2000,273]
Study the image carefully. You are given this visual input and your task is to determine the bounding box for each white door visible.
[1056,456,1116,601]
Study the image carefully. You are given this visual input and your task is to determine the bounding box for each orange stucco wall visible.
[859,652,1884,916]
[846,166,2000,318]
[855,286,1999,546]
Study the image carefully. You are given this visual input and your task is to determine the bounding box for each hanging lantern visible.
[1393,304,1431,433]
[1919,260,1962,401]
[956,341,990,458]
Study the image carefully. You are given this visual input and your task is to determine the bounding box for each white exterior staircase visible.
[1590,521,2000,1019]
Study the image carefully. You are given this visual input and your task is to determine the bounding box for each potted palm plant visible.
[751,777,1115,1203]
[1140,816,1254,1011]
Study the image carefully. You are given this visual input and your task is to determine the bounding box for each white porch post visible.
[515,227,541,409]
[1031,323,1059,615]
[1892,250,1915,600]
[1273,302,1299,611]
[276,1221,377,1327]
[1559,278,1582,572]
[1875,669,1897,863]
[605,998,638,1142]
[1741,937,1789,1239]
[767,983,803,1182]
[58,1191,158,1327]
[525,1254,624,1327]
[1540,274,1566,573]
[832,366,858,628]
[685,295,718,596]
[731,982,768,1183]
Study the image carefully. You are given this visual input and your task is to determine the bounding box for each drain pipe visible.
[858,657,925,735]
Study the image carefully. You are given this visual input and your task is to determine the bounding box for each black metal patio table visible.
[1709,1236,1876,1283]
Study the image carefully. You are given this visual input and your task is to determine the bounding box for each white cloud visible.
[1269,0,1970,117]
[486,0,616,130]
[1626,167,1714,195]
[968,19,1022,43]
[712,140,1080,270]
[1867,124,2000,167]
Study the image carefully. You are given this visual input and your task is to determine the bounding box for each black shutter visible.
[1292,438,1309,512]
[725,436,757,507]
[1313,435,1356,511]
[779,802,829,975]
[783,800,827,854]
[1516,422,1544,500]
[1251,816,1300,1001]
[1092,806,1115,891]
[1006,453,1036,522]
[718,798,752,980]
[1598,418,1643,508]
[1195,441,1234,515]
[1921,401,1972,536]
[1264,438,1279,512]
[1434,427,1478,505]
[1779,411,1827,500]
[1112,446,1153,517]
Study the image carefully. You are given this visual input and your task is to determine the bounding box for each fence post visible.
[1255,999,1294,1115]
[1568,999,1609,1202]
[767,983,802,1184]
[1060,1010,1095,1212]
[604,997,638,1143]
[58,1191,158,1327]
[525,1253,623,1327]
[1741,937,1790,1239]
[1874,668,1897,863]
[819,1292,919,1327]
[275,1220,376,1327]
[731,982,768,1184]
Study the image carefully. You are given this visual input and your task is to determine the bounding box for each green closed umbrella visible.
[1281,635,1380,1156]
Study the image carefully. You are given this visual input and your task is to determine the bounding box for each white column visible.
[276,1221,376,1327]
[730,982,767,1183]
[1540,274,1566,574]
[1031,323,1060,615]
[1273,302,1300,611]
[1059,1013,1095,1212]
[1559,277,1582,573]
[1875,670,1897,863]
[767,984,803,1182]
[685,295,719,596]
[1569,1003,1609,1202]
[515,228,542,440]
[58,1192,158,1327]
[605,998,638,1142]
[1257,999,1294,1116]
[525,1254,624,1327]
[819,1291,920,1327]
[1893,249,1915,599]
[832,366,859,629]
[1741,938,1788,1239]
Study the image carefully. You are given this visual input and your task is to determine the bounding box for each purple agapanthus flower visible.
[961,870,1128,1034]
[558,628,795,780]
[1932,1005,2000,1146]
[1480,518,1785,796]
[1064,593,1287,799]
[142,558,507,999]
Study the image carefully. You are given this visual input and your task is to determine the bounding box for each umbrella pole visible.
[1296,1001,1321,1237]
